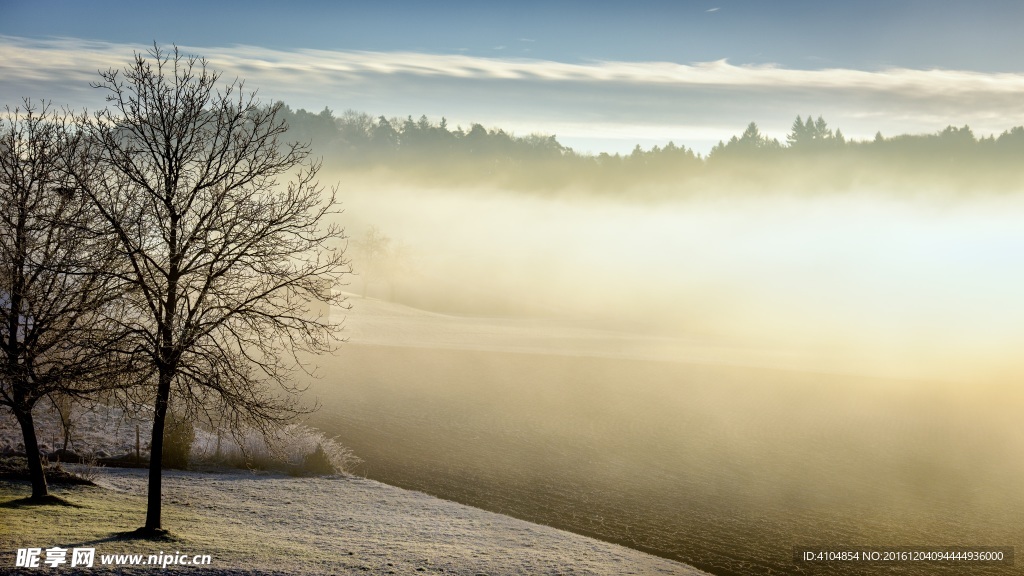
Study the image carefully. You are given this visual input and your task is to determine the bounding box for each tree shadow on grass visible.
[110,527,180,542]
[64,527,182,549]
[0,494,83,508]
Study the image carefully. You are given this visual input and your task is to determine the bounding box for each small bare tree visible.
[0,101,130,500]
[353,226,391,297]
[71,45,349,533]
[352,226,415,300]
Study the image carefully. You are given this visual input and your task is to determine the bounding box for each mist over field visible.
[333,176,1024,384]
[310,175,1024,575]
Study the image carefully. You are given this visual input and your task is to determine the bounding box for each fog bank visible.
[333,177,1024,384]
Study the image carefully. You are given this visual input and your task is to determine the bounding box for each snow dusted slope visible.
[44,466,709,575]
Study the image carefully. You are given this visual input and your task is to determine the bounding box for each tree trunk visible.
[144,369,172,530]
[14,405,48,499]
[55,396,73,453]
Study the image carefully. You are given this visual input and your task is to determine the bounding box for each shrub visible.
[298,444,335,476]
[191,424,360,476]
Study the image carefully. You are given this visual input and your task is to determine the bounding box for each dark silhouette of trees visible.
[708,122,782,162]
[0,101,131,500]
[996,126,1024,149]
[71,45,349,533]
[787,115,843,149]
[271,104,1024,192]
[371,115,400,154]
[787,115,807,147]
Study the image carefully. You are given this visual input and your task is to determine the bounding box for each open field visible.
[303,298,1024,576]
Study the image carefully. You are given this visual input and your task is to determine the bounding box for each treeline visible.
[280,105,1024,192]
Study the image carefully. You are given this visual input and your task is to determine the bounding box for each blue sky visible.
[3,1,1024,153]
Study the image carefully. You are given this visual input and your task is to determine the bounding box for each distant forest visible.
[280,105,1024,192]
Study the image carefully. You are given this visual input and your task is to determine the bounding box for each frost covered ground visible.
[1,466,707,575]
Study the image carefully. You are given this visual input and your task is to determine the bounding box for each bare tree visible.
[71,45,349,534]
[0,101,130,500]
[353,226,415,301]
[353,225,391,297]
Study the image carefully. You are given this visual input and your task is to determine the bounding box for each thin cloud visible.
[12,35,1024,94]
[706,7,720,12]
